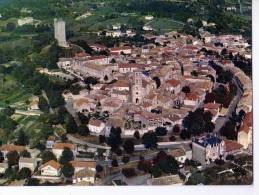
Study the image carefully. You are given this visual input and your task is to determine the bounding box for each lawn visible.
[149,18,184,33]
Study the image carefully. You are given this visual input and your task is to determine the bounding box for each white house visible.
[0,144,26,159]
[70,160,96,173]
[40,160,61,177]
[192,134,225,165]
[0,161,8,174]
[72,168,95,184]
[110,46,132,55]
[169,148,186,164]
[118,63,140,73]
[164,79,181,94]
[19,158,38,172]
[52,143,77,159]
[88,119,105,134]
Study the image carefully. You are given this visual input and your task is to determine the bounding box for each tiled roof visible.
[224,139,243,152]
[41,160,61,170]
[88,119,103,127]
[0,144,26,153]
[170,148,186,157]
[70,160,96,169]
[53,143,77,150]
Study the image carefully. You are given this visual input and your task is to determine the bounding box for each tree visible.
[191,70,198,77]
[182,86,190,94]
[150,165,162,178]
[4,167,17,180]
[61,163,74,178]
[111,159,118,167]
[59,147,74,165]
[172,125,180,134]
[204,92,215,103]
[180,129,191,140]
[41,151,57,164]
[96,164,104,173]
[142,131,158,149]
[137,160,152,173]
[152,76,161,89]
[5,22,16,32]
[122,168,136,178]
[155,126,167,136]
[6,150,20,166]
[107,127,122,152]
[134,130,140,140]
[205,121,215,133]
[123,139,134,154]
[20,150,31,158]
[18,167,32,179]
[38,96,49,112]
[220,120,237,140]
[65,115,78,134]
[2,106,15,116]
[99,135,106,144]
[169,135,176,141]
[78,125,90,136]
[15,130,29,146]
[78,112,89,124]
[104,75,108,81]
[26,178,40,186]
[122,155,130,164]
[226,154,235,161]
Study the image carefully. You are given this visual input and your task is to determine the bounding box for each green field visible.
[149,18,184,33]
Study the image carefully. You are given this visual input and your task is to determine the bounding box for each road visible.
[214,76,243,133]
[42,90,54,114]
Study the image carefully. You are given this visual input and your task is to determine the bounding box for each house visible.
[238,112,252,150]
[223,139,243,158]
[0,161,8,174]
[86,55,111,65]
[203,102,221,122]
[118,63,140,73]
[0,144,26,159]
[46,136,56,149]
[88,119,105,134]
[109,46,132,55]
[19,158,38,172]
[73,98,93,112]
[184,92,200,107]
[89,44,107,52]
[72,168,95,184]
[147,175,183,185]
[192,134,225,165]
[169,148,186,164]
[52,143,77,159]
[164,79,181,94]
[70,160,96,173]
[40,160,61,177]
[28,96,39,110]
[182,144,192,160]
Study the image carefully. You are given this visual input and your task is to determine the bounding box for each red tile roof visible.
[70,160,96,169]
[53,143,77,150]
[41,160,61,170]
[224,139,243,152]
[0,144,26,153]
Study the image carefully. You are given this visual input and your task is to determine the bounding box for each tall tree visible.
[59,147,74,165]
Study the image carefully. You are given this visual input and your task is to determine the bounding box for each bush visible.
[18,167,32,179]
[122,168,136,178]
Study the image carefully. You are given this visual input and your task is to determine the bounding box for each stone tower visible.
[132,71,143,104]
[54,18,68,48]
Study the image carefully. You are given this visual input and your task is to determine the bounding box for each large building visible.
[192,134,225,165]
[54,18,69,48]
